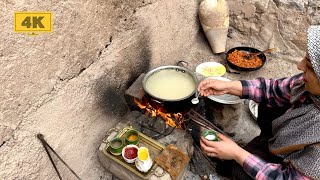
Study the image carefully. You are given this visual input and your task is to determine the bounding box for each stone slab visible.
[125,73,146,100]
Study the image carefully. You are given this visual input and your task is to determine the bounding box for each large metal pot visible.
[142,65,198,113]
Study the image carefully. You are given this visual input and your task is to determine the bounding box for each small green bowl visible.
[109,137,125,155]
[202,130,218,141]
[125,129,140,145]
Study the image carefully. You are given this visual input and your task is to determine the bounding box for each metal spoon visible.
[191,91,200,104]
[244,48,276,60]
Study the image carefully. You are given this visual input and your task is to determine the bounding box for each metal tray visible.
[102,127,165,179]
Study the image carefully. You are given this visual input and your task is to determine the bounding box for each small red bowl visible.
[122,145,138,163]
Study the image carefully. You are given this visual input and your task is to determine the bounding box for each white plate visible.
[249,100,259,120]
[205,77,243,104]
[196,62,226,77]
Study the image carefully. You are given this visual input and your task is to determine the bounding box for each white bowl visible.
[135,147,153,172]
[196,62,226,77]
[135,157,152,172]
[249,100,258,120]
[122,145,138,163]
[203,76,242,104]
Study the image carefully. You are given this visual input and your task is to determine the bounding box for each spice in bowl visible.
[122,145,138,163]
[128,134,138,141]
[109,137,125,156]
[125,146,138,159]
[202,130,218,141]
[125,129,140,145]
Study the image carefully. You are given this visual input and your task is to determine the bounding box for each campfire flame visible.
[134,97,184,129]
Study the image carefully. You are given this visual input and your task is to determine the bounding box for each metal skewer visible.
[37,134,82,180]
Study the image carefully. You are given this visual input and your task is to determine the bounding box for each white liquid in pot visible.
[145,70,196,100]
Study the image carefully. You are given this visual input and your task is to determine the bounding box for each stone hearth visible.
[125,71,260,145]
[98,110,194,180]
[97,71,262,179]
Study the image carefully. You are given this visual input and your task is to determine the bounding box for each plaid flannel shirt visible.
[240,73,310,179]
[241,73,307,108]
[243,155,310,180]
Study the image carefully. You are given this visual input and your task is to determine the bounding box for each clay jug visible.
[199,0,229,53]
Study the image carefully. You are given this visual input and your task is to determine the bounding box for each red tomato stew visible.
[227,50,263,68]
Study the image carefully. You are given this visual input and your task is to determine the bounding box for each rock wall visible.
[227,0,320,64]
[0,0,319,179]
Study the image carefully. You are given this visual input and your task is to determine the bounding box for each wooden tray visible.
[102,127,165,179]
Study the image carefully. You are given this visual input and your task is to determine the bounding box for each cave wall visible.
[0,0,319,179]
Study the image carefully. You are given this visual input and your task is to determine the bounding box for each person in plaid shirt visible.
[197,26,320,179]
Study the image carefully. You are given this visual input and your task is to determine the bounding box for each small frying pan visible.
[226,47,266,71]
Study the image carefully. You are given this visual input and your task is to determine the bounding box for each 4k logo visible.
[14,12,52,34]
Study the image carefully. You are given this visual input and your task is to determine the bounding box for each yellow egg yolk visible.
[138,148,149,161]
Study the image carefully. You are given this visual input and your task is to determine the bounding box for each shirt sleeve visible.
[240,73,303,107]
[243,154,310,180]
